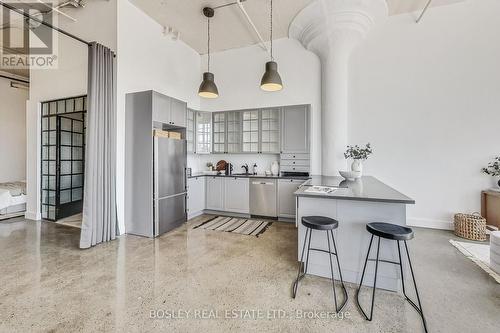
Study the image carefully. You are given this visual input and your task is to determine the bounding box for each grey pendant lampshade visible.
[199,7,219,99]
[199,72,219,98]
[261,0,282,92]
[261,61,282,91]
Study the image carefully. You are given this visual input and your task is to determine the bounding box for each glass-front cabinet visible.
[226,111,242,153]
[187,109,195,153]
[196,111,211,154]
[212,112,226,153]
[260,108,280,154]
[242,110,259,153]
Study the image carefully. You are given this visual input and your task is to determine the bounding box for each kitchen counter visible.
[295,176,415,204]
[188,172,310,181]
[294,175,415,292]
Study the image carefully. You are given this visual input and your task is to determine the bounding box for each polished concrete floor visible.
[0,215,499,332]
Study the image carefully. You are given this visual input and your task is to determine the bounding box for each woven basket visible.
[454,212,486,241]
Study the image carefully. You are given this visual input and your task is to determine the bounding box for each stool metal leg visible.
[398,241,428,333]
[326,229,339,311]
[355,235,381,321]
[330,230,349,312]
[292,227,311,298]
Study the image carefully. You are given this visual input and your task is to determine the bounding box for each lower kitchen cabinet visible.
[206,176,224,210]
[278,179,304,219]
[187,176,205,217]
[224,177,250,214]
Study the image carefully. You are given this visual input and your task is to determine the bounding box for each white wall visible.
[116,0,201,233]
[26,0,117,220]
[198,38,322,174]
[0,77,28,183]
[349,0,500,229]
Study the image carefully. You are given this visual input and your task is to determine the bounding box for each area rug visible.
[194,216,272,237]
[449,239,500,283]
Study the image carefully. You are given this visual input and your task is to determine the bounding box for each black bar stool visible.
[355,222,428,333]
[292,216,348,313]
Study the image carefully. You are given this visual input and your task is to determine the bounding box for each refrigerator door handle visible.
[157,192,188,201]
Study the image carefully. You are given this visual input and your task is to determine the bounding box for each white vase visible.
[271,161,279,176]
[351,160,363,174]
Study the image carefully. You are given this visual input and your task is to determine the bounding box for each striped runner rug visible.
[193,216,272,237]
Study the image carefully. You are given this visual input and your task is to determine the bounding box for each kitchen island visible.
[294,176,415,292]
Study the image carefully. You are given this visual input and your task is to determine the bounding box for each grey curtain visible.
[80,42,117,249]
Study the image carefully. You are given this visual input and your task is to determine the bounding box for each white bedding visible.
[0,189,26,211]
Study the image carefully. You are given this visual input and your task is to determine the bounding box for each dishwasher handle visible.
[252,181,274,185]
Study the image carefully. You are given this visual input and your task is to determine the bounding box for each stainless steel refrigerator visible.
[153,136,187,236]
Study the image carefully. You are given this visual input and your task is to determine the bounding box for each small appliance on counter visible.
[225,163,233,175]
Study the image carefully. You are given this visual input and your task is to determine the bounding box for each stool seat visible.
[366,222,414,241]
[302,216,339,230]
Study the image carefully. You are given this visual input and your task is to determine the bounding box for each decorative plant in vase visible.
[344,143,373,175]
[482,156,500,188]
[206,162,214,171]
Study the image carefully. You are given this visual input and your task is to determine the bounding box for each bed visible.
[0,181,27,220]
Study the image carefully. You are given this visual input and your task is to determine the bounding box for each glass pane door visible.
[260,108,280,153]
[227,111,242,153]
[57,115,85,220]
[242,110,259,153]
[212,112,226,153]
[196,111,211,154]
[41,96,86,221]
[187,109,195,153]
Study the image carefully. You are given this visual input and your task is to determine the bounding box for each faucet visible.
[242,164,249,174]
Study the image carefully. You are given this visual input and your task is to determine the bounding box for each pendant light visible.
[260,0,282,92]
[198,7,219,99]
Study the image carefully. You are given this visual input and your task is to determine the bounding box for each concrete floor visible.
[0,215,499,333]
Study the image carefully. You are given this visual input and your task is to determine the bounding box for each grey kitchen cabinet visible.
[212,112,226,153]
[226,111,242,153]
[170,97,187,127]
[260,108,280,154]
[242,110,260,153]
[151,91,187,127]
[196,111,212,154]
[187,176,205,217]
[278,179,303,218]
[281,105,310,153]
[224,177,249,213]
[187,109,195,153]
[206,176,224,210]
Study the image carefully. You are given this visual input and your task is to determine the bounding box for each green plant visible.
[344,143,373,160]
[482,156,500,177]
[206,162,214,170]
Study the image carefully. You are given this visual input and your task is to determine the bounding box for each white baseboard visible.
[25,211,41,221]
[187,210,205,220]
[407,217,453,230]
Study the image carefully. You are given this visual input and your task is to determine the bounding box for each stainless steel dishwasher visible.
[250,178,277,217]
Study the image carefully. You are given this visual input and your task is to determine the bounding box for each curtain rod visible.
[0,1,116,56]
[0,74,29,84]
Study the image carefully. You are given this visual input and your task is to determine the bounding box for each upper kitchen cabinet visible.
[226,111,242,153]
[260,108,280,154]
[152,91,187,127]
[281,105,310,153]
[196,111,212,154]
[187,109,195,153]
[242,110,260,153]
[170,97,187,127]
[212,112,226,153]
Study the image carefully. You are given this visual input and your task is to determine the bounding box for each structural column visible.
[290,0,387,176]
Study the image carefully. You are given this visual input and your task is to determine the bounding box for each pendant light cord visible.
[207,18,211,72]
[270,0,273,61]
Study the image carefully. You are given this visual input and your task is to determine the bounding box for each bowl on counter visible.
[339,170,361,181]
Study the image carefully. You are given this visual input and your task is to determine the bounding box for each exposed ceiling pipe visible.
[235,0,270,54]
[416,0,433,23]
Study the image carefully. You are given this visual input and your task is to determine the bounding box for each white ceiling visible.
[131,0,466,55]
